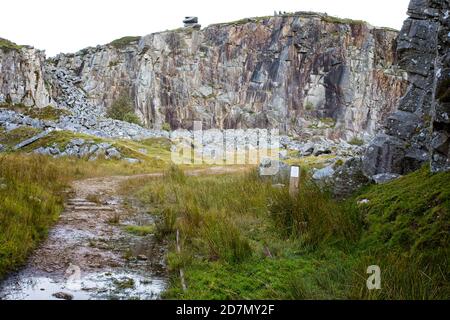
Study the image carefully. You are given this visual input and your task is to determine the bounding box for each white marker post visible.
[289,166,300,197]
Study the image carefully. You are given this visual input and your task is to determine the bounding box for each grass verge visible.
[127,166,449,299]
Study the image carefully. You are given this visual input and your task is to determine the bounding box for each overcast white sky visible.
[1,0,410,56]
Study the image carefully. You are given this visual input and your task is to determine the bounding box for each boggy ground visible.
[0,166,245,300]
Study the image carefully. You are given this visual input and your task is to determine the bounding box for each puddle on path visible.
[0,174,168,300]
[0,270,166,300]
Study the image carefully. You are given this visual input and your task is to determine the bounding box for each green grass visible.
[127,166,449,300]
[349,137,365,146]
[0,104,71,121]
[109,36,141,49]
[322,15,366,25]
[0,155,78,278]
[25,105,71,121]
[14,129,172,170]
[0,126,42,148]
[356,167,449,255]
[0,38,22,52]
[124,225,155,236]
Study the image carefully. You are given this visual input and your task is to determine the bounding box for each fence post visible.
[289,166,300,197]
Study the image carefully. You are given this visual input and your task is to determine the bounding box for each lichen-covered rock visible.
[105,147,122,160]
[363,0,450,175]
[362,134,407,176]
[31,139,134,162]
[332,157,370,198]
[430,0,450,173]
[372,173,401,184]
[258,159,290,183]
[312,165,335,180]
[0,46,54,108]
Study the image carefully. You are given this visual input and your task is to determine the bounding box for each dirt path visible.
[0,166,245,300]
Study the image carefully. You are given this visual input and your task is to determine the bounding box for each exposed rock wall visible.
[51,13,406,139]
[0,46,54,107]
[431,0,450,172]
[0,50,168,140]
[363,0,450,176]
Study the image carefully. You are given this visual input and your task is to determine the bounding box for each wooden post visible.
[176,229,187,292]
[289,166,300,197]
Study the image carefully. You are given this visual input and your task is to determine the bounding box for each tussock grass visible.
[0,154,70,278]
[128,165,449,300]
[268,180,361,246]
[0,146,171,279]
[124,225,155,236]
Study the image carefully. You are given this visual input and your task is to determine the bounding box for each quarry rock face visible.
[0,45,168,140]
[50,12,406,140]
[363,0,450,175]
[0,46,54,108]
[431,0,450,172]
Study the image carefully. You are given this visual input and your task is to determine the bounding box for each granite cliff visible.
[363,0,450,175]
[1,12,410,157]
[49,13,406,140]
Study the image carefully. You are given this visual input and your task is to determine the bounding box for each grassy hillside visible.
[127,166,449,299]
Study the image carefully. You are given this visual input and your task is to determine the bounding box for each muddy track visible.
[0,166,245,300]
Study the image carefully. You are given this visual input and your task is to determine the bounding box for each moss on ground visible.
[356,167,450,254]
[286,154,336,169]
[349,137,364,146]
[0,104,71,121]
[0,126,42,148]
[19,130,102,152]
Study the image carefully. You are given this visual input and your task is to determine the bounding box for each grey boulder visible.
[372,173,401,184]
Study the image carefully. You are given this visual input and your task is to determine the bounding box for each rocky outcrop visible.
[0,41,168,140]
[33,137,135,161]
[363,0,450,176]
[431,0,450,172]
[51,12,406,140]
[0,46,54,107]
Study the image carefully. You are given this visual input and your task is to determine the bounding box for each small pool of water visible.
[0,270,166,300]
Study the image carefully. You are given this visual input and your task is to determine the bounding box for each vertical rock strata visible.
[50,13,406,139]
[363,0,450,175]
[0,46,54,107]
[431,0,450,172]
